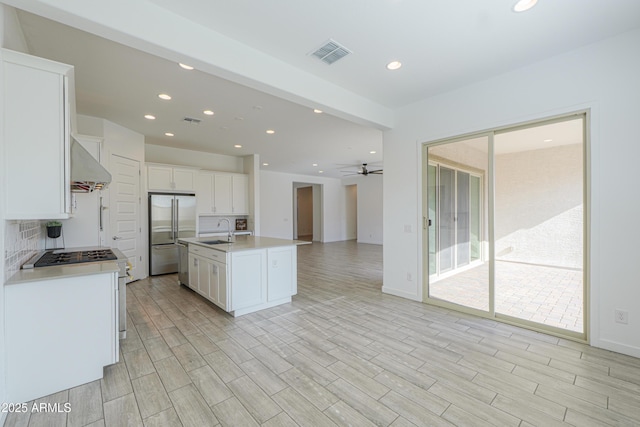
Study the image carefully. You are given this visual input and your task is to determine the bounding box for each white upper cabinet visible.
[196,172,214,215]
[232,174,249,215]
[213,174,233,214]
[147,164,197,192]
[2,49,73,219]
[196,172,249,215]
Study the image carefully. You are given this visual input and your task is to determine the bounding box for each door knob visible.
[112,236,122,240]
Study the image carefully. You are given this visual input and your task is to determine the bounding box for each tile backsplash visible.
[4,220,43,278]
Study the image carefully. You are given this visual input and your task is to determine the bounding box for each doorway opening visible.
[345,184,357,240]
[293,183,322,241]
[423,112,588,340]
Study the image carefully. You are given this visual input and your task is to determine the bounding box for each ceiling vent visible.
[182,117,201,124]
[310,39,351,65]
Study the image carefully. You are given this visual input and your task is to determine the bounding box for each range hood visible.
[70,137,112,192]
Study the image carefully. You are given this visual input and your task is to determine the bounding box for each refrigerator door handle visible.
[171,198,176,241]
[175,198,180,240]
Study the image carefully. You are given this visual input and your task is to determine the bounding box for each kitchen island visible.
[179,235,309,316]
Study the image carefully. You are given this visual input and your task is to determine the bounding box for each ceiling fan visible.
[341,163,383,176]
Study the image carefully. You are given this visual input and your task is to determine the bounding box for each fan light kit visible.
[341,163,383,177]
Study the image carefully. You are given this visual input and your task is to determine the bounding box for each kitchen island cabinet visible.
[5,264,119,404]
[2,48,74,219]
[182,236,305,316]
[188,244,228,309]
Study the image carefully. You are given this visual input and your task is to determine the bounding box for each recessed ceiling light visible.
[543,139,553,142]
[319,170,324,174]
[386,61,402,70]
[263,162,269,166]
[158,93,171,100]
[313,109,323,114]
[165,132,174,137]
[178,63,194,70]
[312,163,318,167]
[370,151,377,154]
[513,0,537,12]
[203,110,214,116]
[266,129,275,134]
[234,144,242,148]
[144,114,156,120]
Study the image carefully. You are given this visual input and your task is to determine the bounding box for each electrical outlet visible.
[407,273,412,281]
[615,309,629,324]
[404,224,412,233]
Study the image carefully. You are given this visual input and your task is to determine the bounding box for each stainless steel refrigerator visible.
[149,193,196,275]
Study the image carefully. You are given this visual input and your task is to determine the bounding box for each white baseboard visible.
[382,286,421,302]
[591,338,640,359]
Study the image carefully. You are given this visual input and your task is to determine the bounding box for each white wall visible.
[145,144,243,173]
[343,174,383,244]
[1,5,28,420]
[383,28,640,357]
[496,144,583,269]
[242,154,260,235]
[260,170,347,242]
[0,7,7,422]
[2,4,27,52]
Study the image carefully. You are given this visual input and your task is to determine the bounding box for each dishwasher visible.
[177,242,189,287]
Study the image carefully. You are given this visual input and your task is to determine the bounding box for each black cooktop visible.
[34,249,117,267]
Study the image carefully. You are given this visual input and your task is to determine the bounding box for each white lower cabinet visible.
[230,249,267,311]
[5,271,119,403]
[187,243,296,316]
[210,258,228,310]
[189,246,228,310]
[267,246,297,301]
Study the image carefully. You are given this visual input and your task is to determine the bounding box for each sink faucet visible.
[218,218,233,242]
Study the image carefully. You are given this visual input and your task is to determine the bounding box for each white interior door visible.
[109,154,141,281]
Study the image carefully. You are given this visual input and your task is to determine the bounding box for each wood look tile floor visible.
[6,241,640,426]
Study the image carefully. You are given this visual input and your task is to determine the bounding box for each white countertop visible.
[179,235,311,253]
[6,261,120,285]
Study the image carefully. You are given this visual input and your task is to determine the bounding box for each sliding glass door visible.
[426,137,488,312]
[493,118,585,334]
[424,114,586,339]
